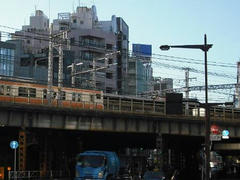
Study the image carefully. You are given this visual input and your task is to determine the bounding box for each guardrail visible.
[1,93,240,122]
[8,170,70,179]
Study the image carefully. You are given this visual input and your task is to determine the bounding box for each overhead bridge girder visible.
[214,143,240,151]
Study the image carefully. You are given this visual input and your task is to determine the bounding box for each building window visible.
[77,93,81,102]
[96,94,101,99]
[18,87,28,97]
[106,44,113,50]
[43,89,47,99]
[70,38,75,45]
[90,95,94,102]
[73,19,77,23]
[106,73,113,79]
[29,88,36,98]
[0,85,4,95]
[106,87,113,93]
[60,91,66,100]
[108,58,113,64]
[80,21,84,24]
[129,62,136,69]
[72,92,76,101]
[0,48,14,76]
[6,86,11,96]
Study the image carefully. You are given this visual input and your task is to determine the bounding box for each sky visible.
[0,0,240,102]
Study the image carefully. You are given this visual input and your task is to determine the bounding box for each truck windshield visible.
[77,155,105,168]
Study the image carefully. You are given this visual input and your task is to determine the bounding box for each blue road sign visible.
[10,141,19,149]
[222,130,229,136]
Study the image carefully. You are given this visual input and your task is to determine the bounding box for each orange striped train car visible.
[0,77,104,110]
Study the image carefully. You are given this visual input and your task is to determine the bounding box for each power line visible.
[0,24,238,67]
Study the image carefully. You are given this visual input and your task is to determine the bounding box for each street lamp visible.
[160,34,213,180]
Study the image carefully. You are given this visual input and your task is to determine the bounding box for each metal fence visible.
[8,171,70,180]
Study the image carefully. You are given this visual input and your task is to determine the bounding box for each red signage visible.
[211,125,220,134]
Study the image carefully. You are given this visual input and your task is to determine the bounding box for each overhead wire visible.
[0,27,238,102]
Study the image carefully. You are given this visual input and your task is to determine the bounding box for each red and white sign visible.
[211,125,220,135]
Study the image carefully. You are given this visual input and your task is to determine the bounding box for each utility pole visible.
[71,63,76,88]
[58,32,64,103]
[92,58,96,89]
[185,68,190,115]
[236,62,240,108]
[47,25,68,104]
[47,23,53,104]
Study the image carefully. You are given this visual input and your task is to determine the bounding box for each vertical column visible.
[236,62,240,108]
[185,68,190,115]
[47,23,53,104]
[92,58,96,89]
[40,136,48,177]
[156,133,163,170]
[71,63,75,88]
[58,37,63,103]
[18,131,26,171]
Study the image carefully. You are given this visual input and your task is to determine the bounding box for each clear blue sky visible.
[1,0,239,102]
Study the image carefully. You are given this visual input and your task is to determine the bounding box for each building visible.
[4,39,74,86]
[52,6,118,93]
[12,5,129,94]
[126,44,153,96]
[97,16,129,95]
[0,41,16,76]
[13,10,49,54]
[153,77,173,96]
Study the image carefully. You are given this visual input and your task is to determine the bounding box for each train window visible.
[29,88,36,98]
[53,92,57,99]
[77,94,81,102]
[96,94,101,99]
[61,91,66,100]
[90,95,94,102]
[19,87,28,97]
[43,89,47,99]
[72,92,76,101]
[6,86,11,95]
[0,85,4,95]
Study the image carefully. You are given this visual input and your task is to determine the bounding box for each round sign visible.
[222,130,229,136]
[10,141,19,149]
[211,125,220,134]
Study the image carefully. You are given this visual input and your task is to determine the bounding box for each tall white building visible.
[22,10,49,31]
[13,5,129,94]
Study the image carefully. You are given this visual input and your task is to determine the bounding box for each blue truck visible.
[75,151,120,180]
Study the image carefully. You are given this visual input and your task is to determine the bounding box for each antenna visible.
[72,1,75,12]
[48,0,51,23]
[79,0,80,7]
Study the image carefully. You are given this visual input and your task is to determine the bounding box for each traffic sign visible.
[222,130,230,139]
[211,125,220,134]
[210,134,222,141]
[10,141,18,149]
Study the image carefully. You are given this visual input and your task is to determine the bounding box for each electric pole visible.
[47,23,53,104]
[185,68,190,115]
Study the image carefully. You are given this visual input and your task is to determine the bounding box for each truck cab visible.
[75,151,120,180]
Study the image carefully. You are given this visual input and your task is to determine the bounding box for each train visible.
[0,76,104,110]
[0,76,167,114]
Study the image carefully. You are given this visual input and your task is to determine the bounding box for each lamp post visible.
[159,34,213,180]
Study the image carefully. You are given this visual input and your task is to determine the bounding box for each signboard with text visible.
[210,134,222,141]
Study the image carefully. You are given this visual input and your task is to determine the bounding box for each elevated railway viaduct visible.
[0,95,240,178]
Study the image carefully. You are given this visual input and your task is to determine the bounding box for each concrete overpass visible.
[0,101,240,137]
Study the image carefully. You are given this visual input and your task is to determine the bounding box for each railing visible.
[8,170,70,179]
[103,96,166,115]
[1,90,240,122]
